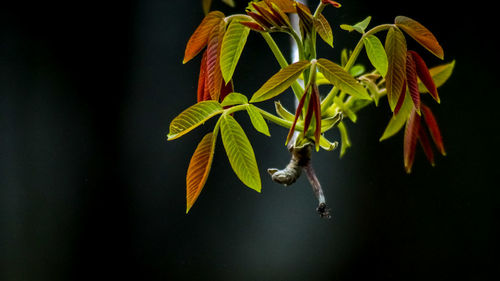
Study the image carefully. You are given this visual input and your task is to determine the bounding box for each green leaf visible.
[385,27,407,111]
[349,64,365,77]
[246,105,270,136]
[321,112,342,132]
[221,0,235,7]
[338,121,351,158]
[379,91,413,141]
[250,60,311,103]
[220,114,261,192]
[168,101,223,140]
[340,16,371,34]
[319,135,338,151]
[220,19,250,83]
[334,96,357,123]
[363,35,388,77]
[274,101,295,121]
[314,14,333,47]
[419,60,455,93]
[220,92,248,107]
[317,58,370,100]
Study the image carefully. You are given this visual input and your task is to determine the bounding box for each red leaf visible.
[421,104,446,155]
[409,50,440,103]
[206,21,225,101]
[312,85,322,151]
[219,80,233,103]
[286,86,309,145]
[406,51,421,114]
[252,2,282,27]
[418,124,435,166]
[404,108,421,173]
[197,50,208,102]
[394,79,407,115]
[183,11,225,64]
[321,0,342,8]
[247,11,272,29]
[239,21,265,32]
[303,94,314,134]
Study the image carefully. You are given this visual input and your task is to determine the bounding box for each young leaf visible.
[168,101,223,140]
[363,35,388,77]
[239,21,266,32]
[219,80,233,102]
[274,101,295,121]
[338,121,351,158]
[418,124,435,166]
[321,0,342,8]
[222,0,235,7]
[340,16,371,34]
[314,14,334,47]
[380,91,413,141]
[206,21,226,101]
[419,60,455,92]
[409,50,439,103]
[421,104,446,155]
[286,85,309,144]
[220,114,261,192]
[321,111,342,132]
[385,27,407,111]
[250,60,310,103]
[406,51,421,114]
[319,136,338,151]
[220,92,248,107]
[202,0,212,15]
[246,104,271,136]
[395,16,444,60]
[197,50,208,102]
[316,58,371,100]
[186,131,217,213]
[264,0,296,13]
[220,19,250,83]
[184,11,225,64]
[394,79,407,115]
[404,108,421,173]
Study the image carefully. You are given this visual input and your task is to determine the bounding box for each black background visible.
[1,0,498,280]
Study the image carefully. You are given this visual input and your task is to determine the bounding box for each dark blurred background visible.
[1,0,498,280]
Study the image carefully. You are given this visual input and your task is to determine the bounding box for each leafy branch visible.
[169,0,455,217]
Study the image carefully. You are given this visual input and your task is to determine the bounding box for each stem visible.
[320,24,393,112]
[256,107,304,131]
[260,32,305,100]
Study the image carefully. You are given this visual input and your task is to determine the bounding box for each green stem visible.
[256,107,304,131]
[320,24,393,112]
[260,32,304,100]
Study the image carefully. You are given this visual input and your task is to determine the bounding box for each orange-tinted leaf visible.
[252,3,281,27]
[186,132,216,213]
[197,50,208,102]
[394,80,407,115]
[421,104,445,155]
[409,50,440,103]
[239,21,266,32]
[404,108,421,173]
[206,21,225,101]
[406,51,421,114]
[395,16,444,60]
[385,27,407,111]
[321,0,342,8]
[268,2,291,27]
[418,124,435,166]
[184,11,225,64]
[265,0,296,13]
